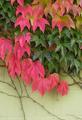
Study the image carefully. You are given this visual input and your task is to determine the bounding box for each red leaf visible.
[17,0,24,6]
[33,18,49,32]
[72,5,81,16]
[21,59,33,84]
[15,16,30,31]
[37,78,49,96]
[34,60,45,78]
[33,5,44,18]
[16,5,26,16]
[10,0,15,5]
[16,5,49,32]
[14,42,30,59]
[47,73,59,91]
[62,0,73,13]
[32,79,39,92]
[6,53,21,77]
[21,59,45,90]
[52,15,75,31]
[25,44,31,56]
[0,38,12,60]
[14,42,25,59]
[15,32,31,47]
[52,1,65,16]
[16,5,31,17]
[57,80,68,96]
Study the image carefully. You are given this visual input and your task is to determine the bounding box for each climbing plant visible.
[0,0,82,96]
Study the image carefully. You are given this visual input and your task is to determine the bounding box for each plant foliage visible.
[0,0,82,96]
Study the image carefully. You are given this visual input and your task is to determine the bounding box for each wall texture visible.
[0,68,82,120]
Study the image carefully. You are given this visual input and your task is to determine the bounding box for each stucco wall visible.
[0,67,82,120]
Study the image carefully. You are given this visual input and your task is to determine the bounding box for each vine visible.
[0,0,82,98]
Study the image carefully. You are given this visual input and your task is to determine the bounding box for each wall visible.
[0,67,82,120]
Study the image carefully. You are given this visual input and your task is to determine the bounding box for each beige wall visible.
[0,68,82,120]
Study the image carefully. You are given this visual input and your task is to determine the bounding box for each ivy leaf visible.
[15,32,31,47]
[74,59,80,73]
[0,37,12,60]
[48,61,55,73]
[31,35,46,47]
[33,18,49,32]
[52,15,75,31]
[57,80,68,96]
[15,16,30,31]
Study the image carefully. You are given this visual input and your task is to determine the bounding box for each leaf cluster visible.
[31,28,82,75]
[0,0,82,75]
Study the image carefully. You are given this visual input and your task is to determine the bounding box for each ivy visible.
[0,0,82,96]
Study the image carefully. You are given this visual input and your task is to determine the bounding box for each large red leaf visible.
[15,16,30,31]
[0,38,12,60]
[21,59,33,84]
[15,32,31,47]
[47,73,59,91]
[57,80,68,96]
[52,15,75,31]
[33,18,49,32]
[6,53,21,77]
[14,42,30,60]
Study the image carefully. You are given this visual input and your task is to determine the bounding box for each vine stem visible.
[16,76,23,96]
[0,65,72,120]
[23,81,65,120]
[9,76,26,120]
[0,90,18,98]
[61,68,82,88]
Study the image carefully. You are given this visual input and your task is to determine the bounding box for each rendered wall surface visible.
[0,67,82,120]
